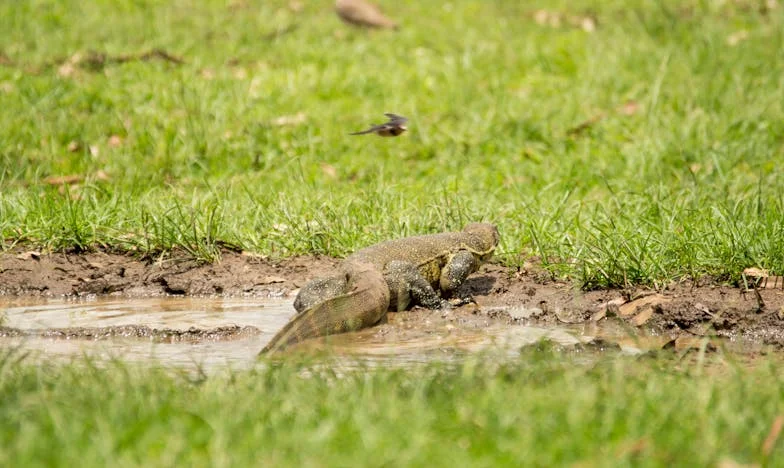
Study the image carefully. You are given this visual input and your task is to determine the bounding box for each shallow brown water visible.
[0,297,290,370]
[1,297,292,330]
[0,297,741,372]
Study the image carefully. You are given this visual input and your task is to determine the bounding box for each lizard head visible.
[462,223,500,260]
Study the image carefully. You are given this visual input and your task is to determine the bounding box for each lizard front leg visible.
[439,250,480,300]
[384,260,449,312]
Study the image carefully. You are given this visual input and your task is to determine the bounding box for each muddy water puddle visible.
[0,298,694,371]
[0,298,290,370]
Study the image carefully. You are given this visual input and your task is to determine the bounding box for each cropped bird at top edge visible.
[335,0,399,30]
[350,113,408,137]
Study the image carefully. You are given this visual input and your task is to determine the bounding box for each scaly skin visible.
[259,261,389,355]
[259,223,499,355]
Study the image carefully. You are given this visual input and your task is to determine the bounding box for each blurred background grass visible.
[1,0,783,287]
[1,347,783,466]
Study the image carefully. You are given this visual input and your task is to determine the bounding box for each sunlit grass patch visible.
[1,0,783,286]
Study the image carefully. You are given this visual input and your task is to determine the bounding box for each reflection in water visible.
[0,297,293,330]
[0,297,292,371]
[0,298,674,372]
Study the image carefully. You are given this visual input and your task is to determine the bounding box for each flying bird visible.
[350,113,408,137]
[335,0,398,30]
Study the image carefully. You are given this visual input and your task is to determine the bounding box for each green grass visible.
[4,3,784,463]
[0,347,782,466]
[2,0,783,287]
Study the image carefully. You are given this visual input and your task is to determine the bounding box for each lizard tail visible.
[259,267,390,356]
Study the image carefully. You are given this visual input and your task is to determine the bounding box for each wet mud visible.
[0,324,259,342]
[1,249,784,352]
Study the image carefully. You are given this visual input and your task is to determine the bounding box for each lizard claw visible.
[448,296,475,308]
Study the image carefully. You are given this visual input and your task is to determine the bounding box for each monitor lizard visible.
[259,223,499,355]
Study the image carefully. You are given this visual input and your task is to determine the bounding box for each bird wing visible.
[384,113,408,123]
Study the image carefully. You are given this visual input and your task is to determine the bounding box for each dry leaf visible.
[67,140,81,152]
[761,276,784,289]
[57,62,76,78]
[43,174,83,185]
[272,112,307,126]
[590,309,606,322]
[95,170,110,181]
[289,0,304,12]
[240,251,267,259]
[615,437,648,458]
[665,336,717,352]
[567,113,606,136]
[727,30,749,46]
[533,10,561,27]
[762,414,784,456]
[744,267,769,278]
[595,297,626,312]
[57,185,82,199]
[320,163,338,179]
[89,145,99,157]
[717,458,760,468]
[335,0,398,29]
[108,135,123,147]
[15,251,41,260]
[533,10,596,31]
[618,100,640,116]
[259,276,287,284]
[577,16,596,32]
[533,10,549,25]
[591,297,625,321]
[618,294,668,317]
[743,267,769,289]
[228,0,249,10]
[232,67,248,80]
[631,307,654,326]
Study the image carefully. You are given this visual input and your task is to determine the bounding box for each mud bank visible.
[2,249,783,348]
